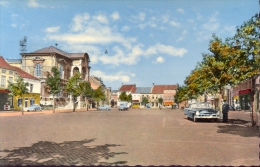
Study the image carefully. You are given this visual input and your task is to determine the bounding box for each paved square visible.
[0,109,258,166]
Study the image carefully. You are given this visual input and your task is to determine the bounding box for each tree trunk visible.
[218,88,223,119]
[251,77,256,127]
[73,96,76,112]
[53,97,55,113]
[21,97,24,115]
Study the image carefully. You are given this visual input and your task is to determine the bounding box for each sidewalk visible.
[0,108,97,117]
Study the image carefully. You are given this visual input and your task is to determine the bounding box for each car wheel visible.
[106,108,109,110]
[185,115,189,120]
[34,109,36,112]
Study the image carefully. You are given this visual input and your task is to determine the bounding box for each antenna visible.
[19,36,27,53]
[55,43,58,47]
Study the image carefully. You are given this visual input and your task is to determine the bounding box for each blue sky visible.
[0,0,258,90]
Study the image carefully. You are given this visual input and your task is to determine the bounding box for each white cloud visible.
[11,23,17,28]
[202,12,219,31]
[0,1,9,7]
[28,0,44,8]
[169,21,180,27]
[177,8,184,13]
[71,13,90,32]
[111,12,120,20]
[145,43,187,57]
[91,70,132,82]
[161,14,169,23]
[45,26,60,33]
[156,56,164,63]
[121,26,130,32]
[92,14,108,24]
[138,12,146,21]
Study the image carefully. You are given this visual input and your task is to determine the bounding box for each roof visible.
[29,46,86,59]
[10,66,39,80]
[151,85,177,94]
[0,56,14,70]
[135,87,152,94]
[119,84,136,93]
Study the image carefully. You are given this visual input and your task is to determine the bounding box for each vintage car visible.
[184,102,220,122]
[97,105,111,110]
[27,104,42,112]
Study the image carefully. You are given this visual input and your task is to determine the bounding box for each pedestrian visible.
[222,100,229,123]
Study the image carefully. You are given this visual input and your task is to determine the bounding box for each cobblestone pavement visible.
[0,108,258,166]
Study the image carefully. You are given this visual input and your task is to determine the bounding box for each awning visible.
[164,102,173,105]
[239,89,251,95]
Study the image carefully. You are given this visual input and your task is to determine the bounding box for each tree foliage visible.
[64,72,84,112]
[93,86,106,106]
[8,76,29,115]
[45,67,62,113]
[142,97,149,105]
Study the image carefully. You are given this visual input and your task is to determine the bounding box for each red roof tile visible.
[0,56,14,70]
[152,85,177,94]
[11,66,39,80]
[119,84,136,93]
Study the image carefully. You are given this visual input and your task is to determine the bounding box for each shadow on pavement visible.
[0,138,128,166]
[217,119,258,137]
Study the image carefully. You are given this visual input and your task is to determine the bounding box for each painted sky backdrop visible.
[0,0,258,90]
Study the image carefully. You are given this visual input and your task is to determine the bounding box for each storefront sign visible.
[238,89,251,95]
[0,89,10,93]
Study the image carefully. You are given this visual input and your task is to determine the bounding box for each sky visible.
[0,0,258,90]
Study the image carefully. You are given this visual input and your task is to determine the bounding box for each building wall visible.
[0,67,16,89]
[13,93,40,111]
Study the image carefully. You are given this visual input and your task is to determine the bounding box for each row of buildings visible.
[112,84,178,108]
[0,46,111,110]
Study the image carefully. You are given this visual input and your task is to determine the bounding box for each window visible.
[2,69,6,73]
[18,98,22,107]
[24,98,28,108]
[9,77,13,83]
[35,63,41,77]
[30,84,33,92]
[30,98,35,106]
[60,65,64,79]
[1,75,6,87]
[9,71,13,75]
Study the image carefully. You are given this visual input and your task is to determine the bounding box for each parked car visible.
[119,103,128,111]
[229,105,235,111]
[97,105,111,110]
[184,102,220,122]
[235,105,241,111]
[27,104,42,112]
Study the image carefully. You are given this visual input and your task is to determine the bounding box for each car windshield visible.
[190,103,212,108]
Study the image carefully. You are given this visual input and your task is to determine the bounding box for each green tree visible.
[64,72,84,112]
[227,14,260,126]
[126,93,132,102]
[158,97,163,105]
[93,86,106,107]
[45,67,62,113]
[119,91,127,101]
[142,97,149,106]
[81,81,93,111]
[8,76,29,115]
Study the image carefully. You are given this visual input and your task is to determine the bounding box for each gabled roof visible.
[119,84,136,93]
[0,56,14,70]
[11,66,39,80]
[151,85,177,94]
[135,87,152,94]
[26,46,87,59]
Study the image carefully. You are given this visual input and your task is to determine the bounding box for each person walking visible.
[222,100,229,123]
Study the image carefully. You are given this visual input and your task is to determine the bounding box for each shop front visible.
[239,89,251,110]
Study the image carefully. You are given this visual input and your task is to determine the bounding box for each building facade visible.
[19,46,90,109]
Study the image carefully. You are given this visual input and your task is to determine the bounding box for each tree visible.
[81,81,93,111]
[227,14,260,126]
[126,93,132,102]
[93,86,106,107]
[119,91,127,101]
[142,97,149,106]
[64,72,84,112]
[45,67,62,113]
[158,97,163,105]
[8,76,29,115]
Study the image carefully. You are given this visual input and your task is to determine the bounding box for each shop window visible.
[30,98,35,106]
[18,98,22,107]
